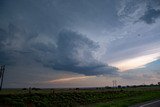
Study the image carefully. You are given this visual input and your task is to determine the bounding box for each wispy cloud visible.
[47,76,96,83]
[111,53,160,71]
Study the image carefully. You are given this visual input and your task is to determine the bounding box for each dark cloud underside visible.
[49,30,118,75]
[0,24,118,76]
[140,8,160,24]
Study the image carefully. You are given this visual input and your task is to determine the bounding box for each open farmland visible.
[0,86,160,107]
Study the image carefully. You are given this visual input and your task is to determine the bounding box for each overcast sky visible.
[0,0,160,88]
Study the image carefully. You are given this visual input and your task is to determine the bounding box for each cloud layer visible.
[0,24,118,76]
[0,0,160,87]
[140,7,160,24]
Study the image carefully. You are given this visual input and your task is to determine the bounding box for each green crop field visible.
[0,86,160,107]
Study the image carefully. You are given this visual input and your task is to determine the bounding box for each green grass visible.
[91,91,160,107]
[0,86,160,107]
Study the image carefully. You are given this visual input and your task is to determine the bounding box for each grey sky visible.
[0,0,160,88]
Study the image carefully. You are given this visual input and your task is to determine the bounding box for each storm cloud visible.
[0,0,160,87]
[140,8,160,24]
[0,24,118,76]
[31,29,119,76]
[49,30,118,75]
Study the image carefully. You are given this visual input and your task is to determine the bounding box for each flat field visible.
[0,86,160,107]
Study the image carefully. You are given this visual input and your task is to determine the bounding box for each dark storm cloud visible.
[36,30,118,75]
[53,30,118,75]
[140,7,160,24]
[0,28,11,65]
[0,0,160,87]
[0,24,118,76]
[0,28,7,42]
[0,51,11,65]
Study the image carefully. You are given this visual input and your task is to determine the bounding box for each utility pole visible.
[115,80,117,87]
[0,65,5,90]
[112,80,117,88]
[112,80,114,87]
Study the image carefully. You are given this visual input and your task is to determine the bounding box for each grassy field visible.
[0,86,160,107]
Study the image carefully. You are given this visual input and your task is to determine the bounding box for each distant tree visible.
[150,84,154,86]
[22,88,27,90]
[158,82,160,85]
[118,85,121,88]
[132,85,137,88]
[32,87,41,90]
[105,86,111,89]
[76,88,79,90]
